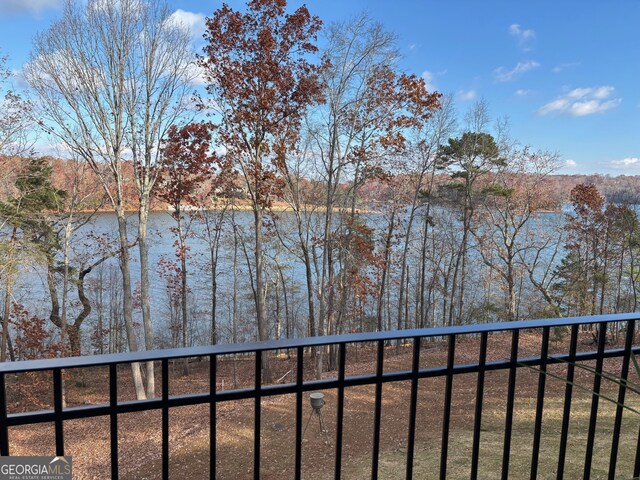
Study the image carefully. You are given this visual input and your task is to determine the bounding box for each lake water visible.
[6,208,567,350]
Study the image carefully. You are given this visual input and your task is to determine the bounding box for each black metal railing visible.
[1,313,640,479]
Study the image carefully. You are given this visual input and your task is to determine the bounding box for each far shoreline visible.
[73,203,565,215]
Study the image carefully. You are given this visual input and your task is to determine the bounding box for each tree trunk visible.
[1,278,12,363]
[61,217,73,351]
[96,266,105,354]
[1,227,17,362]
[418,213,430,328]
[71,267,94,356]
[138,203,155,398]
[252,205,271,383]
[292,210,315,340]
[377,210,395,331]
[278,266,290,339]
[202,208,225,346]
[116,209,146,400]
[175,208,190,376]
[210,244,218,345]
[232,223,239,388]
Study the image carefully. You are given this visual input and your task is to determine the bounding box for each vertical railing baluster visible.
[53,368,64,456]
[608,320,635,480]
[109,364,118,479]
[530,326,550,480]
[583,322,608,479]
[634,424,640,479]
[162,359,169,480]
[254,351,262,480]
[334,343,346,480]
[372,340,384,480]
[0,372,9,456]
[471,331,488,479]
[440,334,456,480]
[295,346,304,480]
[557,323,579,479]
[210,355,217,480]
[501,329,519,480]
[636,317,640,480]
[406,337,421,479]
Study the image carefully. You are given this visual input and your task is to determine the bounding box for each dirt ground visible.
[5,330,640,479]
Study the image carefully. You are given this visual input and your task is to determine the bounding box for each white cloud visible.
[457,89,477,101]
[611,157,640,169]
[168,9,207,43]
[515,89,532,97]
[186,62,207,86]
[565,159,577,168]
[421,70,436,92]
[592,86,614,99]
[0,0,60,15]
[552,62,580,73]
[8,69,29,90]
[509,24,536,50]
[408,43,417,51]
[538,86,621,117]
[421,69,447,92]
[31,138,73,157]
[494,60,540,82]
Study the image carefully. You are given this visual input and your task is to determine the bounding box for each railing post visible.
[334,343,346,480]
[557,323,579,479]
[470,331,488,479]
[371,340,384,480]
[0,372,8,456]
[406,337,421,479]
[583,322,608,479]
[210,354,217,480]
[254,351,262,480]
[501,329,519,480]
[162,359,169,480]
[109,364,119,479]
[530,326,550,480]
[53,368,64,457]
[294,346,304,480]
[609,320,635,480]
[635,424,640,480]
[440,334,456,480]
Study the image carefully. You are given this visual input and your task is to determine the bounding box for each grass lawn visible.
[350,396,640,479]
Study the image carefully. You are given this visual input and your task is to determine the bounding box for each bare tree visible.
[197,201,229,346]
[309,15,397,374]
[396,95,456,333]
[126,5,193,395]
[0,51,32,160]
[274,136,322,341]
[474,147,561,320]
[310,14,439,372]
[26,0,194,399]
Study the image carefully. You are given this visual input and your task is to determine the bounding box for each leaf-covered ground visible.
[6,330,639,479]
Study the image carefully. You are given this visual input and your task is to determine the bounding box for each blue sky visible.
[0,0,638,175]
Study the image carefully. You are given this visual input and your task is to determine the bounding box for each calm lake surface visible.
[8,208,566,348]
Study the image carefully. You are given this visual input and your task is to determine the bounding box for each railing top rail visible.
[1,312,637,374]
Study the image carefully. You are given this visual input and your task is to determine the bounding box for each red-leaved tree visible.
[199,0,323,381]
[157,123,216,357]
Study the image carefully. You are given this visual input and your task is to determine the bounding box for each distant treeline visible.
[1,155,637,211]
